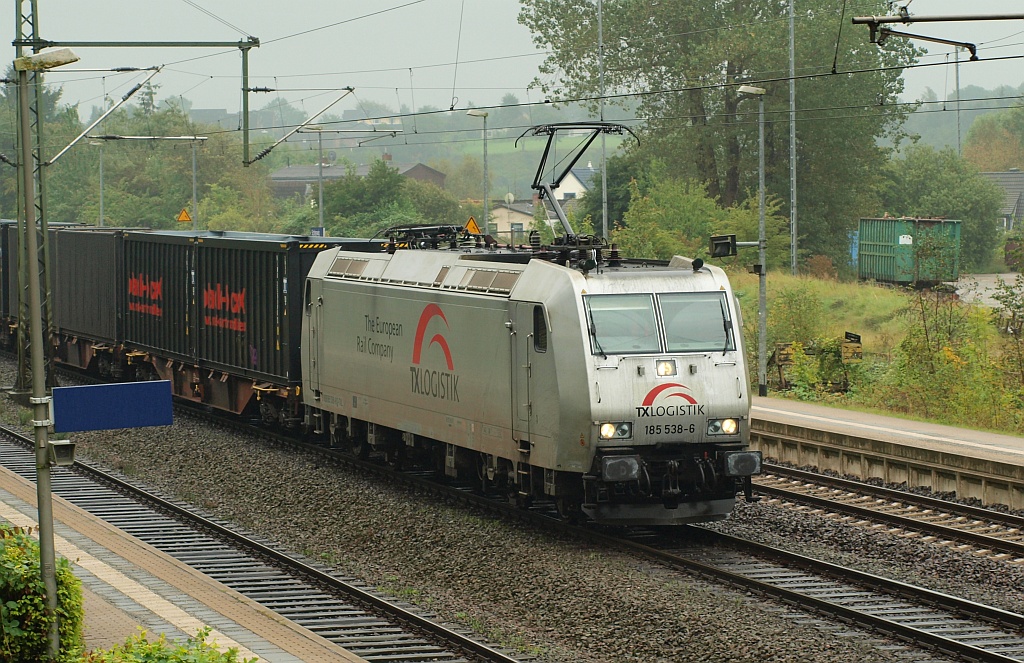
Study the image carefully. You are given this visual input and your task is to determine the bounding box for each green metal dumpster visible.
[857,217,961,286]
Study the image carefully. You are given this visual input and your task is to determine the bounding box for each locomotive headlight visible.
[599,422,632,439]
[655,359,677,377]
[706,418,740,436]
[601,455,641,482]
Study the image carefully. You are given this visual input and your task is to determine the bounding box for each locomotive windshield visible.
[585,294,660,354]
[659,292,736,353]
[584,292,735,355]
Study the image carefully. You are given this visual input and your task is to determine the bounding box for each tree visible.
[519,0,919,268]
[430,155,486,201]
[878,144,1003,270]
[963,105,1024,172]
[0,68,81,219]
[402,178,464,226]
[610,173,787,263]
[576,151,652,232]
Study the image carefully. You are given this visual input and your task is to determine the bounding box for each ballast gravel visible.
[0,367,980,661]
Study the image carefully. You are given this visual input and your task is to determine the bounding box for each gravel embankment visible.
[0,364,977,661]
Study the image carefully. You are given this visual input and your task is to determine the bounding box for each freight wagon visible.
[34,228,385,421]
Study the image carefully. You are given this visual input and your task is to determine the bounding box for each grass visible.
[727,269,1024,435]
[730,270,912,355]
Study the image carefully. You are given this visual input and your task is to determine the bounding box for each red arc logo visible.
[412,303,454,370]
[641,382,698,406]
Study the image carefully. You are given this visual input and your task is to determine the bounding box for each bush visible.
[0,524,84,663]
[83,627,257,662]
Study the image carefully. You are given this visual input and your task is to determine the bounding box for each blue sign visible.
[52,381,173,433]
[310,227,325,237]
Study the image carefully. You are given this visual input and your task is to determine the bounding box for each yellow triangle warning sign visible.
[176,208,192,223]
[465,216,481,234]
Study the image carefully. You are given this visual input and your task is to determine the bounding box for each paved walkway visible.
[956,272,1018,308]
[0,464,366,662]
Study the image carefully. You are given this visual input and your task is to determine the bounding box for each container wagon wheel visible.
[328,421,346,449]
[351,435,370,459]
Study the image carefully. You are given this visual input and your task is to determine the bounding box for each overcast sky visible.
[6,0,1023,121]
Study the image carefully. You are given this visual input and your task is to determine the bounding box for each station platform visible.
[0,464,365,662]
[751,396,1024,509]
[752,396,1024,464]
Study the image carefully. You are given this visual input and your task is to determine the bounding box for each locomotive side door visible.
[511,302,552,444]
[304,278,323,398]
[511,302,533,441]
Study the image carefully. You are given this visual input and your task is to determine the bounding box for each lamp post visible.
[89,140,104,226]
[308,126,325,230]
[15,46,79,661]
[738,85,768,398]
[296,126,327,231]
[466,109,489,235]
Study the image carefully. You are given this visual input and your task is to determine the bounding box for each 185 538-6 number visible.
[644,424,695,435]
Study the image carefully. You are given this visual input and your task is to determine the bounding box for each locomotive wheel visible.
[556,497,583,523]
[508,487,532,509]
[476,455,490,494]
[384,444,404,469]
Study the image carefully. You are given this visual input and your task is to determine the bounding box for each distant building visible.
[188,109,235,129]
[490,198,558,243]
[549,162,600,202]
[269,158,445,199]
[980,169,1024,232]
[341,110,404,131]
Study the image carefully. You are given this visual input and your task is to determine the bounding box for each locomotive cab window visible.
[533,305,548,352]
[659,292,735,353]
[584,294,660,355]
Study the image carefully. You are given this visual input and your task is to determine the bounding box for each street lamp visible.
[466,109,489,235]
[89,141,104,226]
[15,46,79,660]
[738,84,768,398]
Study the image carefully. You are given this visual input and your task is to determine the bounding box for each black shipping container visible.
[125,230,383,385]
[52,228,126,343]
[0,220,17,321]
[4,221,83,325]
[195,232,384,384]
[123,231,197,362]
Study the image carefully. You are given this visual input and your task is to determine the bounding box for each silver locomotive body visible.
[302,246,760,525]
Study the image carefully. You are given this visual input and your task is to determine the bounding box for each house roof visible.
[980,170,1024,222]
[493,200,556,218]
[569,166,600,191]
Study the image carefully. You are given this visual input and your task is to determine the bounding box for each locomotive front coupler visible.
[742,476,761,503]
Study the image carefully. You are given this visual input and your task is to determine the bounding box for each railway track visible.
[30,366,1024,661]
[0,427,524,663]
[263,433,1024,661]
[611,526,1024,662]
[754,464,1024,562]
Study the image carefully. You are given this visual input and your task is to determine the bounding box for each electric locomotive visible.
[300,123,761,525]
